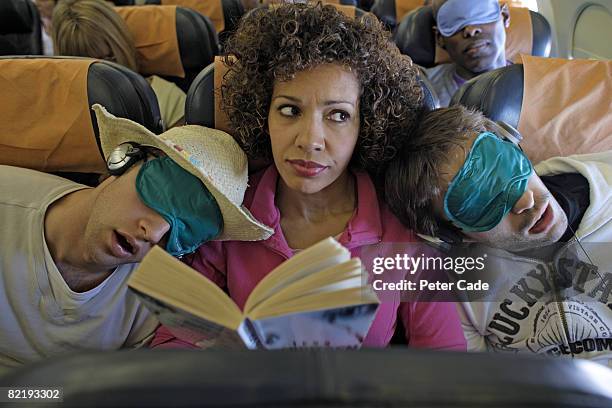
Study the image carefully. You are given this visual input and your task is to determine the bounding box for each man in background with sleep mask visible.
[0,104,272,370]
[385,106,612,366]
[425,0,511,106]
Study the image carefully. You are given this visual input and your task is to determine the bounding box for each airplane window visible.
[572,4,612,60]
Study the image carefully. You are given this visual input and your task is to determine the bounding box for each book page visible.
[249,258,364,315]
[249,287,379,321]
[246,303,379,349]
[128,246,243,329]
[244,237,350,312]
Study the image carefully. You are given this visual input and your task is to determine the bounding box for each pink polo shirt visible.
[151,166,466,350]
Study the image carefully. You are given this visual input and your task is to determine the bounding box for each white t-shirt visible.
[0,166,158,368]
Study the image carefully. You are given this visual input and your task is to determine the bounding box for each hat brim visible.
[92,104,273,242]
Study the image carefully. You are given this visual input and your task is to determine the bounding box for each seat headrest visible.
[452,56,612,164]
[450,63,523,128]
[3,349,612,407]
[394,5,551,68]
[0,0,42,55]
[218,0,244,44]
[116,5,218,92]
[174,6,218,91]
[371,0,424,30]
[393,6,435,67]
[115,6,185,78]
[0,0,37,34]
[0,56,161,175]
[529,10,552,58]
[186,57,439,128]
[157,0,225,33]
[185,57,229,131]
[418,68,440,111]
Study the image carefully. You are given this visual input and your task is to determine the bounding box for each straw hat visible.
[92,104,273,242]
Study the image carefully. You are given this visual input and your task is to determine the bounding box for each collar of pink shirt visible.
[243,165,383,259]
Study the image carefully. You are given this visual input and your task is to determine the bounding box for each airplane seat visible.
[393,5,434,67]
[370,0,424,31]
[450,63,523,128]
[116,5,218,93]
[186,56,439,131]
[185,60,218,130]
[2,349,612,407]
[417,69,440,110]
[529,10,552,58]
[186,56,439,174]
[393,5,551,68]
[138,0,244,48]
[217,0,246,46]
[451,56,612,164]
[0,56,162,185]
[0,0,43,55]
[0,0,37,35]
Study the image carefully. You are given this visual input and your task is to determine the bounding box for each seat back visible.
[144,0,246,47]
[217,0,245,45]
[0,56,162,182]
[184,57,230,132]
[116,5,218,92]
[147,0,225,33]
[370,0,424,30]
[0,0,42,55]
[2,349,612,407]
[394,4,551,68]
[452,56,612,164]
[1,0,37,34]
[186,56,439,127]
[186,55,439,144]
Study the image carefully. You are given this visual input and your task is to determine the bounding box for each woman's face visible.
[268,63,360,195]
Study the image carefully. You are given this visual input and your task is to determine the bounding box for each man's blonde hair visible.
[52,0,138,72]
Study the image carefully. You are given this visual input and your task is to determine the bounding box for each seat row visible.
[1,0,551,95]
[1,53,610,182]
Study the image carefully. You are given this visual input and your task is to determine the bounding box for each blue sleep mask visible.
[436,0,501,37]
[136,156,223,256]
[444,132,533,232]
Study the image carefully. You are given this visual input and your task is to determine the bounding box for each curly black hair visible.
[220,3,424,173]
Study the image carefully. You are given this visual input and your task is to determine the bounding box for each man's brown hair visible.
[385,106,498,236]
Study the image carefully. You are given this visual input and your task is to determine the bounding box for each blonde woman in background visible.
[52,0,186,128]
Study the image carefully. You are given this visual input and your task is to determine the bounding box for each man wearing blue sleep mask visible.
[438,129,568,252]
[386,106,571,253]
[425,0,511,106]
[443,131,533,233]
[386,106,612,364]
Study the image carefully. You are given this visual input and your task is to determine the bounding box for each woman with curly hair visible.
[152,3,465,350]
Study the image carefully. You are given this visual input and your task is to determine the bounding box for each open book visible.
[128,238,380,349]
